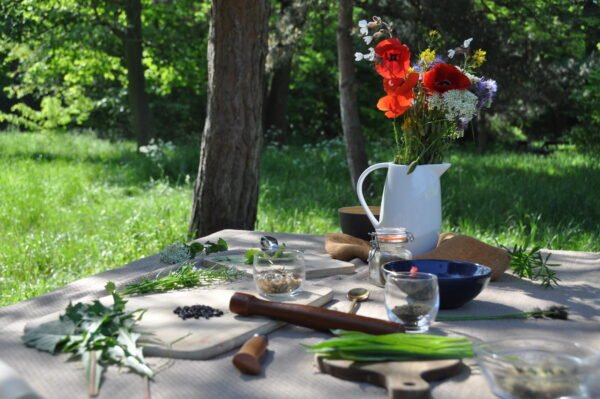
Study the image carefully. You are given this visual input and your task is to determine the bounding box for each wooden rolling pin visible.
[229,292,404,334]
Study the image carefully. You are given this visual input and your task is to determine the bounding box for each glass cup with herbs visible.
[253,249,305,298]
[384,272,439,333]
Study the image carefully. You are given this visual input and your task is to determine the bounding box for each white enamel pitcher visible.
[356,162,450,255]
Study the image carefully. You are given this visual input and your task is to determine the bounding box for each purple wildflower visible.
[429,55,445,69]
[475,78,497,110]
[412,64,423,73]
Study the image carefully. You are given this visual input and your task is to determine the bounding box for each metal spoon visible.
[260,236,279,250]
[347,288,370,314]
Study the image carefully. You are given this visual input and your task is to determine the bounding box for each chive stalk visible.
[305,330,474,362]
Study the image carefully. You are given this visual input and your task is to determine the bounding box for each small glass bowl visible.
[474,337,600,399]
[384,272,439,333]
[253,249,305,298]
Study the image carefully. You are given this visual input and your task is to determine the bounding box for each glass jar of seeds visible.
[368,228,414,287]
[253,249,305,298]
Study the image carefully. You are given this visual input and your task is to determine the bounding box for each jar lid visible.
[372,228,414,243]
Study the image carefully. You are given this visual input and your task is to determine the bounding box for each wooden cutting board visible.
[25,285,333,360]
[203,249,356,278]
[317,356,463,399]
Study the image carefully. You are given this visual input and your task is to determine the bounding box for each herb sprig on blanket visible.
[122,263,243,296]
[22,282,152,397]
[502,242,560,288]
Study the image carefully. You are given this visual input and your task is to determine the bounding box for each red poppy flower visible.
[377,93,414,119]
[375,38,411,79]
[422,63,471,93]
[383,73,419,96]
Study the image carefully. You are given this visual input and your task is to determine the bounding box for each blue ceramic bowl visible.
[382,259,492,309]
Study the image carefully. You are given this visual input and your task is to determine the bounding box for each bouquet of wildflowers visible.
[355,17,497,171]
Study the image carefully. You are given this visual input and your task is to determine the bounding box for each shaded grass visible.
[0,131,598,306]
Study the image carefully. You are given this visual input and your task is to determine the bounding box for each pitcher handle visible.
[356,162,391,230]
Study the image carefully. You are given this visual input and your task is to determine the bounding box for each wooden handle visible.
[229,292,403,334]
[232,334,268,375]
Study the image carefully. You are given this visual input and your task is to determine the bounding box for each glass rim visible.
[385,271,438,280]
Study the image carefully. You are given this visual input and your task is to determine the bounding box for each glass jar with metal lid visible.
[368,228,414,287]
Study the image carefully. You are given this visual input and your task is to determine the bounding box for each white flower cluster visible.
[159,243,192,264]
[354,19,376,62]
[428,90,478,122]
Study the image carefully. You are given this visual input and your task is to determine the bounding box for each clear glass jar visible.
[368,228,414,287]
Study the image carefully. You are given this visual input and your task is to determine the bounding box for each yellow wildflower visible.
[402,117,413,130]
[428,30,441,41]
[471,49,487,68]
[419,48,436,66]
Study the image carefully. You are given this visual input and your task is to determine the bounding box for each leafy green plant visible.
[22,282,152,397]
[122,263,243,296]
[305,330,473,362]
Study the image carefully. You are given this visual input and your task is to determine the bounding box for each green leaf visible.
[22,319,76,353]
[244,249,261,265]
[188,242,204,257]
[105,281,116,295]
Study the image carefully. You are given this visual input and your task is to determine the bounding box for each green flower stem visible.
[436,306,569,322]
[437,313,529,321]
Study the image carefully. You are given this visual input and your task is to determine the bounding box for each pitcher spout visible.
[432,163,451,177]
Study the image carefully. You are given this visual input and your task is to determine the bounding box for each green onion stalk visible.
[305,330,473,362]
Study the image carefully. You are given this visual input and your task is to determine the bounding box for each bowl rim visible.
[474,336,597,359]
[382,259,492,280]
[338,205,380,215]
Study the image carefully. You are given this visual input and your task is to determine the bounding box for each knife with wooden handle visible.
[229,292,404,334]
[232,334,268,375]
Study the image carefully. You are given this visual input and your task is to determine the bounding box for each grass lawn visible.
[0,131,598,306]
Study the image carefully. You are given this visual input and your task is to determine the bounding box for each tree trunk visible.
[188,0,269,238]
[123,0,152,148]
[337,0,369,190]
[265,56,292,135]
[263,0,310,137]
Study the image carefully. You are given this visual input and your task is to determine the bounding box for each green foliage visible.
[1,0,597,144]
[0,0,210,137]
[22,282,152,396]
[570,62,600,149]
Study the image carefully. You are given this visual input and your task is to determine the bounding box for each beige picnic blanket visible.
[1,229,599,399]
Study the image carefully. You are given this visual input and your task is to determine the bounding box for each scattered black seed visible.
[173,305,224,320]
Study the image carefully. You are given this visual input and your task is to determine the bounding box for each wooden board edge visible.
[143,287,334,360]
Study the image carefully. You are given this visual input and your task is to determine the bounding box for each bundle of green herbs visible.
[122,263,243,296]
[22,282,152,397]
[305,330,473,362]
